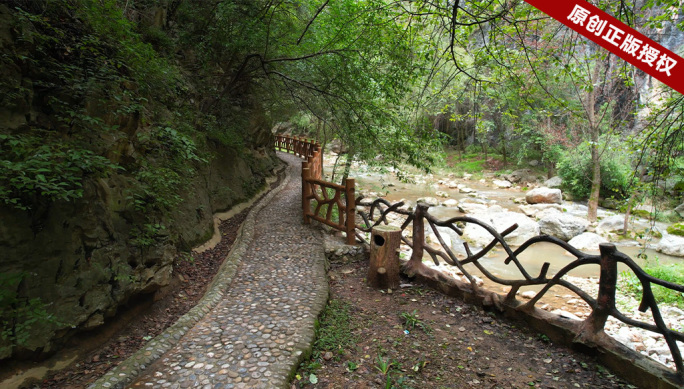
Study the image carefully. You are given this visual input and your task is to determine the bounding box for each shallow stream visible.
[327,157,683,283]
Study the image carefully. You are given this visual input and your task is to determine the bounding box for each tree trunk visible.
[342,150,353,184]
[588,143,601,222]
[367,225,402,289]
[586,60,600,223]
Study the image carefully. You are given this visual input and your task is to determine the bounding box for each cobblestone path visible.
[90,152,328,389]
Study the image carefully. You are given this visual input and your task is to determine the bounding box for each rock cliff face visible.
[0,142,276,360]
[0,3,278,360]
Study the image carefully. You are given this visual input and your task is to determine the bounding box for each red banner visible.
[523,0,684,96]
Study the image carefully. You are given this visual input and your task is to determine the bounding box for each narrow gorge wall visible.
[0,2,278,360]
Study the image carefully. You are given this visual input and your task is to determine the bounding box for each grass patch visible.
[619,259,684,309]
[296,299,356,384]
[313,299,356,355]
[443,148,509,178]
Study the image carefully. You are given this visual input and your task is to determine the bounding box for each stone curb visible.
[89,159,294,389]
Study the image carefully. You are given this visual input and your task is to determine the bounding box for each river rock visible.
[458,186,476,194]
[442,199,459,207]
[463,209,540,247]
[539,213,589,241]
[543,176,562,188]
[597,215,626,235]
[599,198,620,210]
[503,169,538,183]
[518,203,563,218]
[675,203,684,217]
[655,232,684,257]
[425,225,468,256]
[493,179,512,188]
[551,309,582,321]
[417,197,440,207]
[567,232,608,251]
[525,187,562,204]
[458,203,488,214]
[435,191,449,198]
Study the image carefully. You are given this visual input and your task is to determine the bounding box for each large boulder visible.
[597,215,626,235]
[543,176,562,188]
[539,213,589,241]
[425,225,468,256]
[525,187,562,204]
[463,209,540,247]
[502,169,538,184]
[458,202,488,214]
[674,203,684,217]
[568,232,608,251]
[656,233,684,257]
[519,203,563,219]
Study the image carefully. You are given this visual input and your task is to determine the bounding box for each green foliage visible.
[0,133,119,210]
[313,299,356,357]
[556,142,634,200]
[310,187,342,223]
[666,223,684,237]
[619,259,684,309]
[129,167,182,215]
[76,0,181,97]
[375,354,397,376]
[400,310,431,334]
[130,223,167,249]
[0,273,60,356]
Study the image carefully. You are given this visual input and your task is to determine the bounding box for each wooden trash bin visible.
[367,225,402,289]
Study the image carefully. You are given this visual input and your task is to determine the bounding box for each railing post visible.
[576,243,618,345]
[409,204,428,265]
[302,161,311,224]
[345,178,356,245]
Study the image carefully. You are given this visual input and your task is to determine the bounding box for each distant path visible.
[89,152,328,389]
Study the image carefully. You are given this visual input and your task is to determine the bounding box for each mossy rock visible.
[666,223,684,236]
[631,209,652,219]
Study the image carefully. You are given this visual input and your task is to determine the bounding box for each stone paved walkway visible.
[89,152,328,389]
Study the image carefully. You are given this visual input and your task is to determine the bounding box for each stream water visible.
[328,157,682,282]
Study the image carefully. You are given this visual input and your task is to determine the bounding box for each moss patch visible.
[666,223,684,236]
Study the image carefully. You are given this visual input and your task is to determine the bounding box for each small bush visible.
[619,259,684,309]
[556,142,633,200]
[666,223,684,236]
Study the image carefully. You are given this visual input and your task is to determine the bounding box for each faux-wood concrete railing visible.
[355,198,684,389]
[275,135,356,244]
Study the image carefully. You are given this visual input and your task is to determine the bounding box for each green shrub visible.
[666,223,684,236]
[0,133,119,210]
[556,142,633,200]
[619,259,684,309]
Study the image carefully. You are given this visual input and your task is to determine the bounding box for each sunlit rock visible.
[525,187,562,204]
[463,209,540,246]
[539,213,589,241]
[543,176,562,188]
[567,232,608,251]
[655,232,684,257]
[493,179,512,188]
